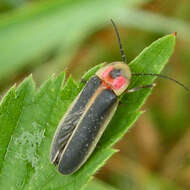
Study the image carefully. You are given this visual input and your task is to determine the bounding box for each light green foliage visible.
[0,0,143,80]
[0,34,175,190]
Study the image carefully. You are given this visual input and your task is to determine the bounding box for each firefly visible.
[50,20,189,175]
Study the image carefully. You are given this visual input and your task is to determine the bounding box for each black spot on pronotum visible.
[110,69,121,78]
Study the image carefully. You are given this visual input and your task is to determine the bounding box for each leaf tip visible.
[28,73,33,79]
[172,32,177,37]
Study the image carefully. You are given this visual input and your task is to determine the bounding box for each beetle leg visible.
[127,83,156,93]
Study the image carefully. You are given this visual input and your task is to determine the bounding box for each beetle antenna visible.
[132,73,189,91]
[110,19,126,63]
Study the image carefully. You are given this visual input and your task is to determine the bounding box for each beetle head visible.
[96,62,131,96]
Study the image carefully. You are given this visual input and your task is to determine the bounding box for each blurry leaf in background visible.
[0,0,144,81]
[1,0,190,83]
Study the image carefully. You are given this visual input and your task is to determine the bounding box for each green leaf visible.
[0,34,175,190]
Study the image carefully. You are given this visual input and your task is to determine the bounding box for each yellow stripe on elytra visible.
[58,85,105,164]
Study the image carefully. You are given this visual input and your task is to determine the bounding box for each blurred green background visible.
[0,0,190,189]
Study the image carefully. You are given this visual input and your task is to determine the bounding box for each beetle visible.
[50,20,188,175]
